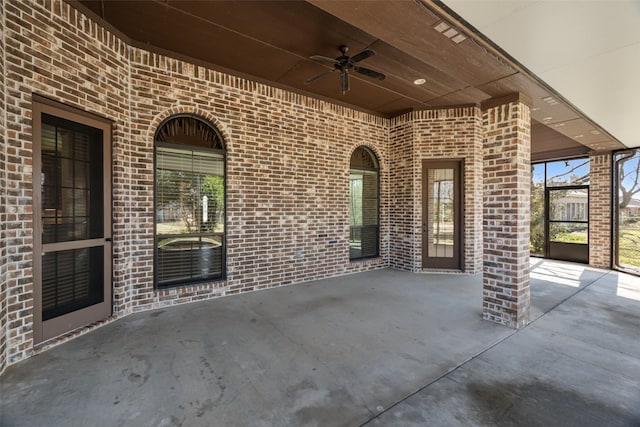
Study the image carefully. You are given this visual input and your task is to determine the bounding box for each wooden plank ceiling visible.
[75,0,625,159]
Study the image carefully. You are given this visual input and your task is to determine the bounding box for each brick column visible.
[589,154,611,268]
[0,0,6,373]
[482,94,531,328]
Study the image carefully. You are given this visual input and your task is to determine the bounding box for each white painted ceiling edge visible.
[443,0,640,149]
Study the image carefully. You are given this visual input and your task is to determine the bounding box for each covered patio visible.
[3,259,639,426]
[2,0,638,374]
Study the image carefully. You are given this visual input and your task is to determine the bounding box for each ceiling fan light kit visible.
[306,45,386,95]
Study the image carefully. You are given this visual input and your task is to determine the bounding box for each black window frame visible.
[530,157,591,263]
[153,114,227,289]
[613,148,640,275]
[349,146,380,261]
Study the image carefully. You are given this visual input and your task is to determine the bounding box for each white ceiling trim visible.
[444,0,640,148]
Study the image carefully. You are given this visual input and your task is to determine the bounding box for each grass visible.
[619,226,640,268]
[551,231,588,245]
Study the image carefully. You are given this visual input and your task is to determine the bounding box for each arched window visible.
[349,147,380,260]
[154,115,226,288]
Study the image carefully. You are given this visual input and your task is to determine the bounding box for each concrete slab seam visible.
[357,269,612,426]
[356,330,519,426]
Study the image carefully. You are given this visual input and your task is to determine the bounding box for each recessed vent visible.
[452,34,467,44]
[434,21,466,44]
[434,21,450,33]
[443,28,459,38]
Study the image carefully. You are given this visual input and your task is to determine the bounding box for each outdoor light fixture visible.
[414,78,426,85]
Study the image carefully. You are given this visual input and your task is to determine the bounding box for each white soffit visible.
[444,0,640,148]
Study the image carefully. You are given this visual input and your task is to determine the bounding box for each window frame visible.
[530,157,591,263]
[153,115,227,289]
[349,146,380,261]
[613,148,640,275]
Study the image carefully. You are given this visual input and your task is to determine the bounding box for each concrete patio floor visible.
[2,259,639,426]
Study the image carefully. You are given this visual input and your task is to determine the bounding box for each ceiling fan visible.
[305,45,386,95]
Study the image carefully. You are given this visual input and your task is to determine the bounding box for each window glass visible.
[350,147,379,260]
[549,189,589,222]
[530,163,545,256]
[427,168,455,258]
[615,149,640,272]
[41,114,103,244]
[546,158,590,187]
[156,148,224,235]
[155,116,225,288]
[549,222,589,244]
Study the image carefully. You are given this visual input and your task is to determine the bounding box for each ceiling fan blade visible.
[304,68,336,84]
[310,55,339,65]
[353,65,386,81]
[341,70,350,94]
[350,49,375,63]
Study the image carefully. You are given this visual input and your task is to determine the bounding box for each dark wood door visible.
[422,160,462,269]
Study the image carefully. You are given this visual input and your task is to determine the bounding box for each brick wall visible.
[589,154,611,268]
[1,0,390,368]
[3,0,137,365]
[482,96,531,328]
[1,0,7,373]
[389,119,414,270]
[414,108,484,273]
[127,49,390,311]
[389,108,484,273]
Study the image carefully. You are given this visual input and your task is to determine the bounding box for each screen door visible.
[33,101,112,344]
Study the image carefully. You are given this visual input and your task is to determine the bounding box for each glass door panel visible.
[530,163,545,256]
[428,168,454,258]
[422,160,461,269]
[547,187,589,263]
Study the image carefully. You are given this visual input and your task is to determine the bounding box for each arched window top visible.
[155,115,224,150]
[350,146,379,170]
